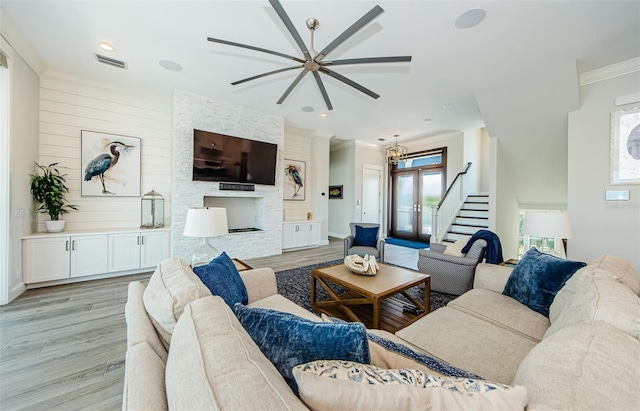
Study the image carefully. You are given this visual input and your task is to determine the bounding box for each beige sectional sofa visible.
[123,255,640,410]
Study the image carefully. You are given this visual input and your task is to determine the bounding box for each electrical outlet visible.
[15,208,24,217]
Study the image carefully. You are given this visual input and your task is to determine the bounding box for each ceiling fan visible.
[207,0,412,110]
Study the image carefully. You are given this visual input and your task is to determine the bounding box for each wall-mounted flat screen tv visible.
[192,129,278,185]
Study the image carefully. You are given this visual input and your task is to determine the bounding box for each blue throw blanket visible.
[461,229,504,264]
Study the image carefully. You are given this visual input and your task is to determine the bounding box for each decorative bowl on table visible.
[344,254,379,276]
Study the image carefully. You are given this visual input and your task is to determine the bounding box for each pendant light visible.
[386,134,408,164]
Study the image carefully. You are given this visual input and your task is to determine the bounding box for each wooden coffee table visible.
[311,263,430,333]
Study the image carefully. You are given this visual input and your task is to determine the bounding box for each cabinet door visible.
[282,223,297,249]
[23,237,70,283]
[70,235,108,278]
[294,223,310,247]
[108,232,141,272]
[140,231,171,269]
[308,222,321,246]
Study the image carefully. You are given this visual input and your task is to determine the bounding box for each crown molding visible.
[579,57,640,86]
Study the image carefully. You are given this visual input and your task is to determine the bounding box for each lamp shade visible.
[522,211,573,239]
[183,207,229,237]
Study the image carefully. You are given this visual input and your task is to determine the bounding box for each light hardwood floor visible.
[0,238,418,410]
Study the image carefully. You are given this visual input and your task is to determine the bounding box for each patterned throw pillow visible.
[293,360,528,410]
[234,304,370,394]
[192,252,248,308]
[503,248,586,317]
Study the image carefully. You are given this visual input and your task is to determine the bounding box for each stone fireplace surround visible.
[171,90,285,261]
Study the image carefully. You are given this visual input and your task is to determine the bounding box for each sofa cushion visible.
[321,314,479,379]
[448,288,549,342]
[503,248,586,317]
[513,321,640,411]
[165,296,308,410]
[143,258,212,347]
[544,269,640,340]
[354,225,379,247]
[249,294,320,322]
[589,254,640,295]
[234,304,370,394]
[293,360,528,411]
[122,342,168,411]
[192,252,248,308]
[125,281,168,362]
[396,307,537,384]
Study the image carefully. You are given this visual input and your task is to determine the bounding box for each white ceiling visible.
[2,1,639,146]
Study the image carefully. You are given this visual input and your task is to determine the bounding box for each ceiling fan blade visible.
[315,5,384,62]
[268,0,312,61]
[231,65,305,85]
[312,71,333,111]
[277,69,309,104]
[319,67,379,100]
[207,37,305,63]
[323,56,412,66]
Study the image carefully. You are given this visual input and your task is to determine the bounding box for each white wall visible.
[568,70,640,273]
[310,135,330,244]
[405,131,465,188]
[462,128,483,195]
[283,125,314,222]
[329,142,356,238]
[2,40,39,304]
[36,71,173,231]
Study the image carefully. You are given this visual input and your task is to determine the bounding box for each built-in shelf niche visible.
[203,196,263,231]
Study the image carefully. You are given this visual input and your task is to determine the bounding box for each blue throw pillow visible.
[354,225,378,247]
[192,252,248,307]
[234,304,370,395]
[503,248,586,317]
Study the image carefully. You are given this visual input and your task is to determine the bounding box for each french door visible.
[389,149,446,242]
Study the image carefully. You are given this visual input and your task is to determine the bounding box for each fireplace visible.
[203,196,264,232]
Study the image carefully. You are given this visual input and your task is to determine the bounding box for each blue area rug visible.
[385,237,430,250]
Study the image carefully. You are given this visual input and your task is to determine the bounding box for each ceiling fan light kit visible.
[207,0,412,110]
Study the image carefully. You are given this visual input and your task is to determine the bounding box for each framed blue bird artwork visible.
[81,130,141,197]
[284,159,305,200]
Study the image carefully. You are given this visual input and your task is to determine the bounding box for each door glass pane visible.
[396,174,414,233]
[421,172,442,235]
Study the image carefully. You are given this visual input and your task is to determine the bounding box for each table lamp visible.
[183,207,229,267]
[522,211,573,257]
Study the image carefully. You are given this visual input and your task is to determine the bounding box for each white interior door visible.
[361,165,382,224]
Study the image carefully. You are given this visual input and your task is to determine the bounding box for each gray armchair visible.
[417,239,487,295]
[344,223,385,263]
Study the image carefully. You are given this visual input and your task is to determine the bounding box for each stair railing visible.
[431,162,472,243]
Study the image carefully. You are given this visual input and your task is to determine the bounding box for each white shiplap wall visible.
[37,71,172,232]
[283,125,313,221]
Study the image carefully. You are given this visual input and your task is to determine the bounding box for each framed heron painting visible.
[284,159,305,200]
[81,130,141,196]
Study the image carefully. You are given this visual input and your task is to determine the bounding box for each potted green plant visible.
[30,162,78,232]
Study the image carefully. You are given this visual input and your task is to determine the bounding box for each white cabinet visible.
[24,228,171,285]
[23,234,108,282]
[282,221,321,250]
[108,230,171,272]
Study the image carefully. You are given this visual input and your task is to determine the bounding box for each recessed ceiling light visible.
[455,9,486,29]
[301,106,315,112]
[98,42,115,52]
[424,118,432,124]
[159,60,182,72]
[443,103,454,109]
[320,112,327,118]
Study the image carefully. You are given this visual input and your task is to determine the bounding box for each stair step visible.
[451,225,483,235]
[455,217,488,226]
[445,232,471,241]
[465,196,489,204]
[461,203,489,211]
[458,209,488,218]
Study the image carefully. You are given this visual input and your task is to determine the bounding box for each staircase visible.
[442,194,489,244]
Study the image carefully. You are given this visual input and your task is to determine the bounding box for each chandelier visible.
[386,134,408,164]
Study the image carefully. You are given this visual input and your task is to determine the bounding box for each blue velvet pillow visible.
[192,252,248,308]
[354,225,378,247]
[503,248,586,317]
[234,304,370,394]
